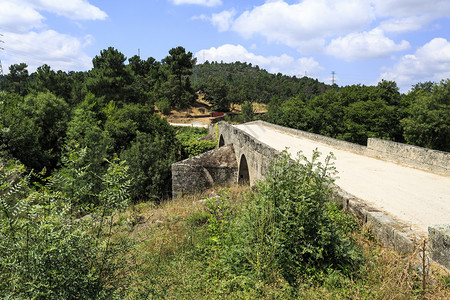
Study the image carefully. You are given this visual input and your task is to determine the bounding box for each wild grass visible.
[111,184,449,299]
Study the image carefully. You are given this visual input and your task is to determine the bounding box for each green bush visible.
[227,150,363,287]
[0,157,133,299]
[181,140,216,158]
[156,98,171,115]
[241,101,255,122]
[175,127,216,158]
[121,131,177,202]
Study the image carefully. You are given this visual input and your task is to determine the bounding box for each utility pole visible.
[331,71,336,85]
[0,34,4,76]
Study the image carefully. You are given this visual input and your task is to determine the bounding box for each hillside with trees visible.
[0,46,199,203]
[192,61,331,111]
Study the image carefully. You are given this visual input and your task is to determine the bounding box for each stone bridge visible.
[172,120,450,270]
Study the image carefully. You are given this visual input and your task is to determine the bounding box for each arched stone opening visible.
[218,134,225,147]
[238,154,250,185]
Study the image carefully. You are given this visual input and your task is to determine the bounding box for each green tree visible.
[401,80,450,151]
[159,46,197,108]
[241,101,255,122]
[120,120,179,201]
[4,63,29,96]
[86,47,133,103]
[65,94,113,199]
[203,78,230,112]
[127,55,160,105]
[104,102,155,153]
[29,65,74,102]
[0,92,70,171]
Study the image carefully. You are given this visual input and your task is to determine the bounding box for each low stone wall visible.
[331,185,421,255]
[172,145,238,197]
[248,120,367,154]
[251,120,450,176]
[367,138,450,176]
[429,225,450,271]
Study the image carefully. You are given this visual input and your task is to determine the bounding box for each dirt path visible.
[235,123,450,236]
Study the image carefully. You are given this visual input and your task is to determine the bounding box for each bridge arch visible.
[218,134,225,147]
[238,154,250,185]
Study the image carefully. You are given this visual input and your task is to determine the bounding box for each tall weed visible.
[0,154,133,299]
[234,150,363,286]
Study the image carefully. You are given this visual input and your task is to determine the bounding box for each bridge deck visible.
[235,123,450,236]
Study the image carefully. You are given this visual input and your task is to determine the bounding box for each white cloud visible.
[0,1,45,33]
[29,0,108,20]
[226,0,374,52]
[373,0,450,32]
[0,0,107,32]
[326,28,410,61]
[0,0,107,72]
[211,9,236,32]
[380,38,450,91]
[378,16,425,33]
[195,44,323,77]
[373,0,450,19]
[170,0,222,7]
[3,30,93,72]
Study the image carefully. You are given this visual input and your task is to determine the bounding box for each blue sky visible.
[1,0,449,92]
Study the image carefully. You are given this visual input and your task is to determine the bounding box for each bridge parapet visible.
[246,120,450,176]
[213,121,280,185]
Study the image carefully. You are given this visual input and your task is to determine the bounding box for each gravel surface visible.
[235,123,450,236]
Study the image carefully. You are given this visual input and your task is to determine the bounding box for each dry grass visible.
[112,184,450,299]
[299,223,450,299]
[156,94,267,125]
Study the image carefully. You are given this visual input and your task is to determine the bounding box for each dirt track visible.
[235,123,450,236]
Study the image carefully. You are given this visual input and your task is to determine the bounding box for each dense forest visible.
[192,61,330,111]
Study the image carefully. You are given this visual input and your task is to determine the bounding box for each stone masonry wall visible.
[172,144,238,197]
[213,121,280,185]
[367,138,449,176]
[251,120,449,176]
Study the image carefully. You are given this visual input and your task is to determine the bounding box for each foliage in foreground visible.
[0,154,133,299]
[232,151,363,285]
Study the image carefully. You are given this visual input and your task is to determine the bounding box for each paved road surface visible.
[170,122,208,128]
[235,123,450,236]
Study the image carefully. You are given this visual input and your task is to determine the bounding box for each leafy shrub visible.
[182,140,216,158]
[121,131,178,202]
[0,92,70,172]
[241,101,255,122]
[175,127,216,158]
[156,98,171,115]
[0,157,133,299]
[230,150,363,286]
